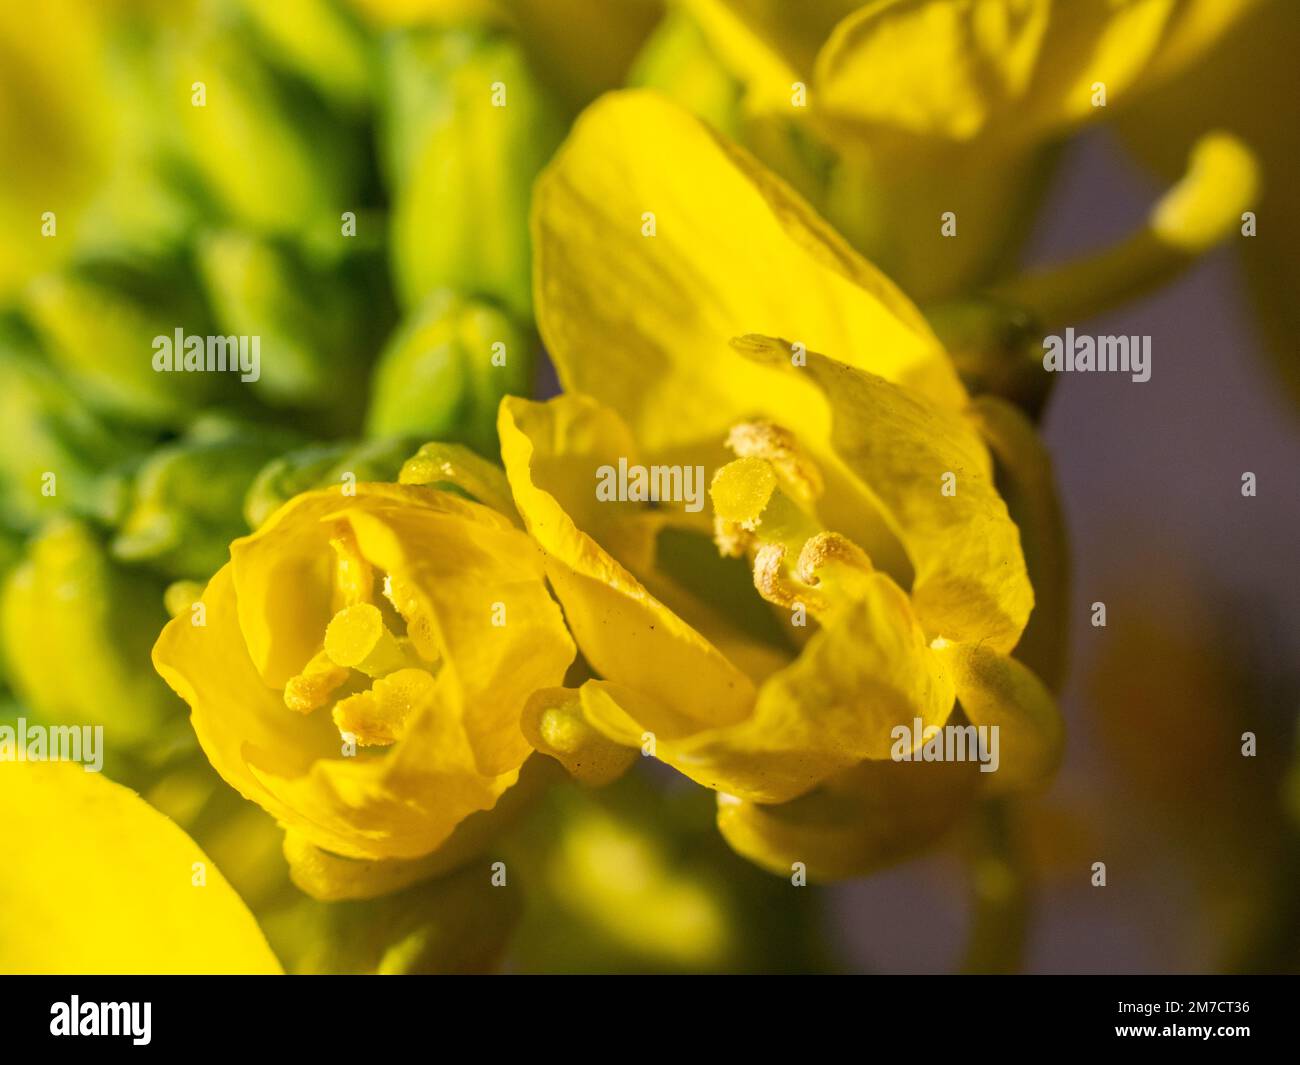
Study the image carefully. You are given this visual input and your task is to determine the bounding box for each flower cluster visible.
[0,0,1278,974]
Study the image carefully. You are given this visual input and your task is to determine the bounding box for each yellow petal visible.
[398,441,519,520]
[817,0,1263,145]
[736,336,1033,652]
[248,670,524,860]
[578,567,954,803]
[715,756,979,881]
[499,394,755,730]
[282,754,550,900]
[154,564,353,837]
[532,90,965,453]
[933,640,1063,793]
[0,762,281,974]
[229,488,349,689]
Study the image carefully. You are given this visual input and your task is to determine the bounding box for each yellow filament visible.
[330,525,374,610]
[331,668,435,746]
[284,649,351,714]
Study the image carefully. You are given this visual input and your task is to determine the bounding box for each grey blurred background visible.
[832,126,1300,974]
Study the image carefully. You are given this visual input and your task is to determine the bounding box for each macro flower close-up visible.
[1,0,1297,1022]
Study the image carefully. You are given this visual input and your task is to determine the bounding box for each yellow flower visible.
[1,761,281,974]
[152,479,574,865]
[675,0,1263,299]
[508,90,1064,877]
[684,0,1261,138]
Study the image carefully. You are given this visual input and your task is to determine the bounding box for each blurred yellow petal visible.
[547,802,733,968]
[0,762,281,974]
[817,0,1263,145]
[716,756,979,880]
[736,336,1033,652]
[933,640,1063,793]
[499,394,755,730]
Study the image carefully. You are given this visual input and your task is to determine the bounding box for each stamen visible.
[284,649,350,714]
[725,420,823,506]
[331,668,435,746]
[989,132,1258,329]
[710,457,777,529]
[323,603,409,677]
[753,543,828,613]
[796,532,874,585]
[382,572,440,662]
[522,688,636,787]
[713,515,753,559]
[330,525,374,610]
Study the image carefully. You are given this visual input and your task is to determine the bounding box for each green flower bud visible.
[23,258,239,427]
[112,417,304,581]
[243,436,417,529]
[365,290,532,456]
[628,8,743,139]
[197,231,391,431]
[0,519,188,763]
[238,0,374,111]
[0,323,145,529]
[169,27,364,236]
[384,28,563,318]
